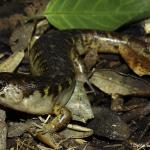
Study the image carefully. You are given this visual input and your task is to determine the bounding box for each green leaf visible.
[43,0,150,31]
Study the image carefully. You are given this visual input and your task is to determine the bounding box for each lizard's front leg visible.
[43,104,72,132]
[29,105,72,148]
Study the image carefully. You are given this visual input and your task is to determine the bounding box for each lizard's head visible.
[0,73,25,107]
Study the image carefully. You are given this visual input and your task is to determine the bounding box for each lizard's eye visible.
[0,80,6,91]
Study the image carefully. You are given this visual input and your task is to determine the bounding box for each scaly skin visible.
[0,30,149,133]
